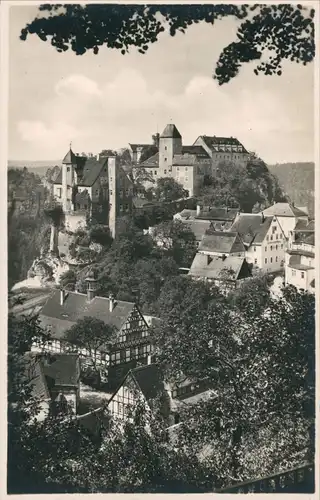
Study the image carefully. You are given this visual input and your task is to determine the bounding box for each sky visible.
[8,5,314,163]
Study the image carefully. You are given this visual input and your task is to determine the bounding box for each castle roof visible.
[182,145,210,157]
[198,135,248,153]
[54,157,108,187]
[139,152,159,168]
[62,148,78,164]
[160,124,182,139]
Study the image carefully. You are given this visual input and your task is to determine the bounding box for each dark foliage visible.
[20,4,314,85]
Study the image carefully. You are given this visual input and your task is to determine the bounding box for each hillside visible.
[8,160,61,177]
[268,162,315,217]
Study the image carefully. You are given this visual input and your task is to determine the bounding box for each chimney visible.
[60,288,66,306]
[221,254,227,261]
[85,271,98,302]
[109,293,115,312]
[196,204,201,216]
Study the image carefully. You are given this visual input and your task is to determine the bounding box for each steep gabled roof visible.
[172,153,198,166]
[54,157,107,186]
[129,143,155,151]
[42,353,80,388]
[198,135,248,153]
[182,145,210,158]
[263,203,308,218]
[131,364,165,403]
[184,220,213,241]
[199,231,245,254]
[189,254,250,281]
[195,207,238,222]
[230,214,273,246]
[139,152,159,168]
[160,124,182,139]
[294,219,314,231]
[62,148,78,164]
[39,290,136,341]
[24,353,51,400]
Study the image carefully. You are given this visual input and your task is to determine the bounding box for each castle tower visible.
[61,147,77,212]
[159,124,182,177]
[108,155,119,239]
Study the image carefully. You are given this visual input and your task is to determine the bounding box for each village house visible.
[261,202,309,239]
[230,213,286,273]
[188,254,251,290]
[25,352,80,421]
[52,148,134,237]
[174,205,239,232]
[285,220,315,293]
[34,272,152,389]
[107,363,215,428]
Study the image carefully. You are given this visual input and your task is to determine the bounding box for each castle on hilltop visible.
[131,124,250,196]
[53,150,133,237]
[52,124,250,236]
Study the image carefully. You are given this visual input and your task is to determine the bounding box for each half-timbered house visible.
[34,273,152,389]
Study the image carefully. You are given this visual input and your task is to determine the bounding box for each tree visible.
[21,4,314,85]
[199,157,287,213]
[154,177,188,202]
[59,269,77,291]
[65,316,116,383]
[153,285,315,487]
[151,219,197,267]
[139,145,158,164]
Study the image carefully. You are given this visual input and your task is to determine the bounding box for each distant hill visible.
[268,162,315,217]
[8,160,61,177]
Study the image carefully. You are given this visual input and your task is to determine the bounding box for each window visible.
[270,245,273,251]
[164,158,167,162]
[272,226,277,233]
[270,257,273,263]
[265,246,267,251]
[266,236,269,241]
[254,258,257,264]
[265,258,267,264]
[164,169,167,174]
[301,272,305,278]
[165,146,167,150]
[154,170,157,175]
[276,256,278,262]
[275,245,278,250]
[67,166,70,172]
[185,167,188,171]
[292,269,296,276]
[185,177,188,181]
[253,246,256,252]
[110,190,113,195]
[270,235,273,241]
[57,188,62,198]
[281,244,283,249]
